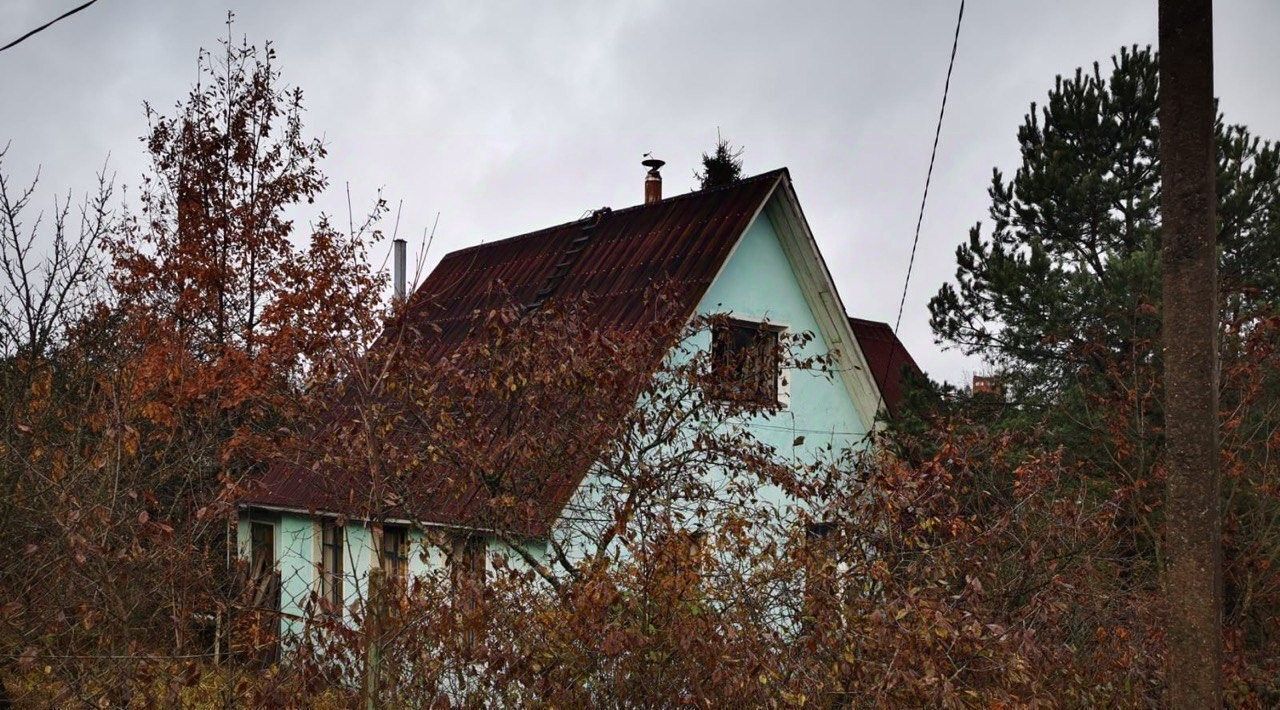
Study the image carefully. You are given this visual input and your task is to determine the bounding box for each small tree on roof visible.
[695,133,744,190]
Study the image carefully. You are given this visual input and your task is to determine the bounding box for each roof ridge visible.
[439,168,789,261]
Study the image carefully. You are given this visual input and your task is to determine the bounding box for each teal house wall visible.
[236,511,317,642]
[694,208,869,456]
[237,511,546,645]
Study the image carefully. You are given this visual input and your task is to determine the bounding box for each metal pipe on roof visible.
[393,238,407,302]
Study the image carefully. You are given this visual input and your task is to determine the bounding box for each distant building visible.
[972,374,1005,400]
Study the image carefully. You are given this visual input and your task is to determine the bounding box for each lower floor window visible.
[249,521,279,611]
[451,535,487,606]
[379,525,409,587]
[319,521,344,614]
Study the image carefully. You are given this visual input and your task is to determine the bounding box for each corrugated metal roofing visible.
[398,169,786,361]
[847,317,923,418]
[244,169,788,533]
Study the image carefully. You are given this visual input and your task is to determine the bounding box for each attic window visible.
[710,318,782,406]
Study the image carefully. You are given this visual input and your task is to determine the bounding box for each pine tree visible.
[916,47,1280,694]
[695,135,744,190]
[928,45,1280,399]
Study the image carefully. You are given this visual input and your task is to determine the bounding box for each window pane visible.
[381,527,408,587]
[451,535,487,609]
[710,319,780,406]
[251,522,273,567]
[320,522,344,613]
[249,522,279,612]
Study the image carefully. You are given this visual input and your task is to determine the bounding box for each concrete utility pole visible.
[1158,0,1222,706]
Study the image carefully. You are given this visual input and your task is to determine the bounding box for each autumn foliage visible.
[0,32,1278,708]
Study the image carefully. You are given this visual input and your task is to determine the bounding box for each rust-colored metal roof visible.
[244,169,788,533]
[399,169,786,361]
[847,317,923,418]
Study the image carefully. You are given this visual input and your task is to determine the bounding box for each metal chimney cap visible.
[642,155,665,173]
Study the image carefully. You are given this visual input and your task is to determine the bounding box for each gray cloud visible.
[3,0,1278,384]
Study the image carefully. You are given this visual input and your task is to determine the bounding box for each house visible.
[236,162,920,643]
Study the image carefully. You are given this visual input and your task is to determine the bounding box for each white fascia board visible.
[761,178,885,431]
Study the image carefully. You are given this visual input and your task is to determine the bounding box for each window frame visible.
[378,525,410,588]
[247,519,280,613]
[708,316,787,408]
[249,521,275,573]
[450,537,488,614]
[318,519,345,616]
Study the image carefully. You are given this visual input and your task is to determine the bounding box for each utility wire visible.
[871,0,965,424]
[1,0,102,54]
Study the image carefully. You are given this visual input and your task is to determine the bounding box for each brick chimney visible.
[642,155,665,204]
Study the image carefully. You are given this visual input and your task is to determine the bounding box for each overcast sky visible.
[2,0,1278,384]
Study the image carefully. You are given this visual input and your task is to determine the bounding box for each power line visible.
[1,0,102,54]
[744,421,865,437]
[871,0,966,422]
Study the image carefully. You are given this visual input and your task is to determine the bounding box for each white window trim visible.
[312,518,346,616]
[711,311,791,411]
[245,512,280,568]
